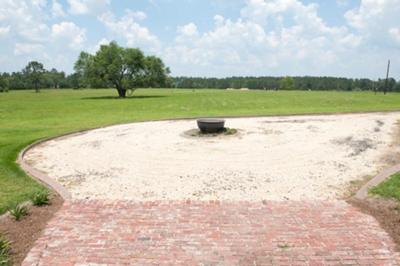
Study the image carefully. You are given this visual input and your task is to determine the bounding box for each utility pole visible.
[384,59,390,95]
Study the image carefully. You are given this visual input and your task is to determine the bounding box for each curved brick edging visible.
[17,111,400,202]
[354,164,400,200]
[18,138,76,201]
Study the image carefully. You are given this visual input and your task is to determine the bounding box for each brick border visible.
[17,130,95,201]
[17,111,400,202]
[355,164,400,200]
[17,153,73,201]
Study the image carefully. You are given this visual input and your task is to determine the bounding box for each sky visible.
[0,0,399,79]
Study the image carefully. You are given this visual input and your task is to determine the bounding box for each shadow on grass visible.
[81,95,168,100]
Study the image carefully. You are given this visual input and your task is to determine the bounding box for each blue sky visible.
[0,0,399,79]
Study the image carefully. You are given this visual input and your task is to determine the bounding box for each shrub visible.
[0,236,10,265]
[31,191,50,206]
[224,128,237,135]
[9,205,28,221]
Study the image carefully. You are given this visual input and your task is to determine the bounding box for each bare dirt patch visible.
[350,197,400,251]
[0,194,63,265]
[332,136,376,156]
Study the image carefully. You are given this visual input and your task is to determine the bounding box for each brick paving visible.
[23,200,400,266]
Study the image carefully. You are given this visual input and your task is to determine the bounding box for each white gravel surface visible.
[24,112,400,201]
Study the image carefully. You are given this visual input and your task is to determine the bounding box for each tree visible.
[387,78,396,92]
[74,51,95,88]
[279,76,294,90]
[74,42,169,98]
[44,68,65,88]
[65,73,81,89]
[377,78,396,93]
[23,61,45,92]
[394,81,400,92]
[141,56,171,87]
[0,73,9,92]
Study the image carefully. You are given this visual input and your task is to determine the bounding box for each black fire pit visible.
[197,118,225,133]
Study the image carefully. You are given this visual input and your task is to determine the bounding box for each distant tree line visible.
[3,71,398,93]
[172,76,400,92]
[0,66,70,92]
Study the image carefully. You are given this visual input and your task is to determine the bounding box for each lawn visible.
[2,88,400,214]
[370,173,400,201]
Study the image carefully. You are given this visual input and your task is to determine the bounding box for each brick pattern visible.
[23,200,400,265]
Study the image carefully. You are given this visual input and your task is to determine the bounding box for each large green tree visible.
[74,42,170,98]
[23,61,45,93]
[141,56,171,88]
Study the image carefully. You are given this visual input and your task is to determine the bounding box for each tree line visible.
[173,76,400,92]
[1,41,399,95]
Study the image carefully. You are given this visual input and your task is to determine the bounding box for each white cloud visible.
[165,17,275,75]
[164,0,363,77]
[0,0,50,42]
[31,0,47,9]
[161,0,400,78]
[389,28,400,44]
[343,0,400,56]
[51,22,86,49]
[345,0,400,34]
[178,23,198,37]
[0,26,10,38]
[98,10,161,52]
[0,0,88,72]
[52,0,66,18]
[241,0,297,20]
[20,24,51,43]
[0,0,85,48]
[14,43,44,56]
[68,0,111,15]
[241,0,346,36]
[338,33,362,48]
[126,10,147,21]
[68,0,87,14]
[175,23,199,43]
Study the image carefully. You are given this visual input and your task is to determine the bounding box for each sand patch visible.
[24,112,400,201]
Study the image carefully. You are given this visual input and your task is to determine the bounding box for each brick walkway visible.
[23,200,400,265]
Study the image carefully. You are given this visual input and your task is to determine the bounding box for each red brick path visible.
[23,200,400,265]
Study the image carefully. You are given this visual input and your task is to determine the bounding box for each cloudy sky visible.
[0,0,399,79]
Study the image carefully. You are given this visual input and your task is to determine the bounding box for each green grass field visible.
[2,88,400,213]
[370,173,400,201]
